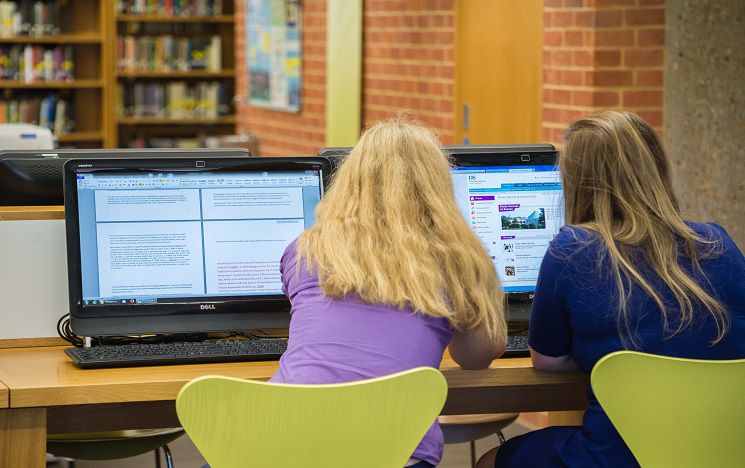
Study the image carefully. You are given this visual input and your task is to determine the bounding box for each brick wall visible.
[237,1,663,153]
[362,0,456,144]
[235,0,327,156]
[236,1,456,154]
[542,0,666,145]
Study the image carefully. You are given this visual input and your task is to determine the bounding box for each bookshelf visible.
[111,0,237,148]
[0,0,237,149]
[0,0,111,147]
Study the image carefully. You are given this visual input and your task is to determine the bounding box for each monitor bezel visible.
[318,144,558,171]
[64,156,331,334]
[0,148,251,206]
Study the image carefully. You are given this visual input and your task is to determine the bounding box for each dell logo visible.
[200,304,216,310]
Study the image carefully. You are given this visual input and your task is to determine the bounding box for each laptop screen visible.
[451,164,564,292]
[75,169,322,306]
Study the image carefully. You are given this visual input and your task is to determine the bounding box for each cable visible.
[56,314,286,348]
[57,314,84,347]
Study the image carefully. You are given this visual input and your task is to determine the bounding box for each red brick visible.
[635,69,664,86]
[594,91,620,106]
[623,90,663,107]
[596,0,636,6]
[596,30,635,47]
[624,49,664,66]
[638,29,665,46]
[543,69,561,84]
[596,10,623,27]
[560,69,585,86]
[565,30,585,46]
[625,8,665,26]
[635,110,663,127]
[592,70,633,86]
[573,50,594,66]
[552,11,574,27]
[553,49,573,66]
[639,0,665,5]
[573,90,594,106]
[574,11,595,27]
[546,88,572,105]
[594,49,621,66]
[544,30,563,46]
[563,0,584,7]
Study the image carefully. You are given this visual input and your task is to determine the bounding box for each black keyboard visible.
[502,335,530,357]
[65,339,288,369]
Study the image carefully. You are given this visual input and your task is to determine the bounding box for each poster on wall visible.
[246,0,302,113]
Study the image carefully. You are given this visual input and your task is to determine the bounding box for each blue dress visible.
[496,223,745,467]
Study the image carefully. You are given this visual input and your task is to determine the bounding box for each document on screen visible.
[96,221,206,298]
[202,219,304,295]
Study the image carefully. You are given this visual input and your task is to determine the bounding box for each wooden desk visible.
[0,206,65,221]
[0,381,7,408]
[0,346,588,467]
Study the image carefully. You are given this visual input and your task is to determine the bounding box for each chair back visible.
[176,367,447,468]
[591,351,745,468]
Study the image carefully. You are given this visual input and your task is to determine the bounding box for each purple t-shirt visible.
[270,240,453,465]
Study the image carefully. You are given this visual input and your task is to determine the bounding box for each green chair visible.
[591,351,745,468]
[176,367,448,468]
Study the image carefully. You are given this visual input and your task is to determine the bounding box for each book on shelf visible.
[119,80,230,119]
[118,35,221,72]
[0,44,73,82]
[0,0,62,37]
[118,0,224,17]
[128,135,206,148]
[0,92,74,134]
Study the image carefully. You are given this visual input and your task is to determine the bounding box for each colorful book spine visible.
[120,80,230,119]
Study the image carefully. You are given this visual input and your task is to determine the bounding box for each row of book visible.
[117,0,224,17]
[0,94,74,134]
[128,135,207,148]
[0,1,62,37]
[119,81,230,119]
[0,45,73,82]
[117,35,222,72]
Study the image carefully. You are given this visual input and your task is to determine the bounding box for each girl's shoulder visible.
[548,225,602,257]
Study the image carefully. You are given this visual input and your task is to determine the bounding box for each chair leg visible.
[497,430,506,445]
[154,447,162,468]
[470,440,477,468]
[163,444,174,468]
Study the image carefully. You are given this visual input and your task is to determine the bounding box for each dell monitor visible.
[64,156,331,336]
[0,148,251,206]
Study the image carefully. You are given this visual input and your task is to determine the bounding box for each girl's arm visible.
[530,349,578,371]
[449,324,506,370]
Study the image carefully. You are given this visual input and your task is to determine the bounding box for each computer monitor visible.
[64,156,332,336]
[0,148,251,206]
[317,144,557,173]
[318,144,562,308]
[449,148,563,298]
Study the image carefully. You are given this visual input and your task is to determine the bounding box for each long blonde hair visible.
[298,119,506,341]
[561,110,727,345]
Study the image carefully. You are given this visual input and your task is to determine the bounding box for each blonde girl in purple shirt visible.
[270,119,508,467]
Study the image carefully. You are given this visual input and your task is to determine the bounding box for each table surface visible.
[0,346,589,412]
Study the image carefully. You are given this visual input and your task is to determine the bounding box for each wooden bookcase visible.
[108,1,237,148]
[0,0,238,148]
[0,0,110,147]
